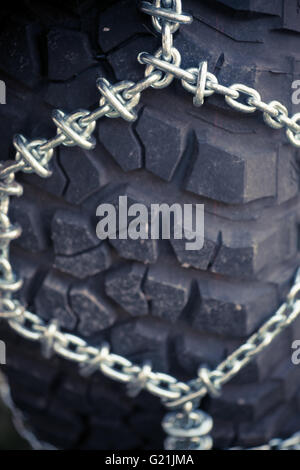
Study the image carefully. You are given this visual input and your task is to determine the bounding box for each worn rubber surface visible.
[1,0,300,449]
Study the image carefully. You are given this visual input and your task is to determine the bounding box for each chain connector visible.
[13,135,53,178]
[140,1,193,31]
[97,78,140,122]
[52,109,96,150]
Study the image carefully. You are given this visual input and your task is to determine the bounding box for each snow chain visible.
[1,0,300,450]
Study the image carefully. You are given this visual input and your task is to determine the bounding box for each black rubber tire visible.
[1,0,300,450]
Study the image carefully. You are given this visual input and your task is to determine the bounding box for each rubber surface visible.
[1,0,300,449]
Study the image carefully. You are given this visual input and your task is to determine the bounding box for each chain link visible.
[3,269,300,410]
[1,0,300,451]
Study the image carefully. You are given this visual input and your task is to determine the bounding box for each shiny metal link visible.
[125,361,153,397]
[286,112,300,147]
[52,109,96,150]
[0,257,23,293]
[123,71,163,99]
[39,320,60,359]
[53,332,89,363]
[99,353,135,383]
[0,177,23,198]
[142,47,181,89]
[224,84,261,113]
[13,135,54,178]
[0,213,21,245]
[97,78,141,121]
[79,343,111,377]
[8,310,46,341]
[140,0,193,34]
[39,134,66,153]
[247,97,280,117]
[262,100,289,129]
[161,21,173,60]
[0,161,25,180]
[0,298,25,320]
[163,406,213,450]
[273,432,300,450]
[146,372,189,400]
[181,62,217,106]
[138,50,189,82]
[206,80,239,98]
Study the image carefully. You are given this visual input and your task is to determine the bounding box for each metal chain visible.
[1,0,300,450]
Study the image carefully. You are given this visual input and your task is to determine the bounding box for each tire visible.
[1,0,300,450]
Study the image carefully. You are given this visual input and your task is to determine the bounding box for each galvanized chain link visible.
[137,50,300,146]
[140,0,192,89]
[1,0,300,450]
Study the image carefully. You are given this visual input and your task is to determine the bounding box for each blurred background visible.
[0,373,30,450]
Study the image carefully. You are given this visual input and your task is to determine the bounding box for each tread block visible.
[136,107,189,182]
[44,65,105,111]
[55,376,91,415]
[110,318,169,371]
[29,405,83,448]
[209,380,282,424]
[185,142,277,204]
[129,411,164,448]
[0,20,41,87]
[194,279,278,337]
[47,29,94,81]
[216,0,282,15]
[70,280,117,336]
[110,238,158,264]
[211,216,297,279]
[238,402,294,447]
[22,2,81,29]
[10,198,49,252]
[174,29,216,71]
[144,265,191,323]
[212,419,235,449]
[54,242,111,280]
[105,262,148,316]
[108,36,158,82]
[96,187,159,264]
[22,156,67,197]
[51,209,99,256]
[98,119,143,172]
[282,1,300,33]
[229,328,292,385]
[59,147,103,204]
[277,145,299,204]
[34,271,77,329]
[271,357,300,402]
[175,332,226,375]
[83,419,141,450]
[88,375,133,417]
[11,251,40,305]
[0,104,26,157]
[5,351,57,392]
[170,229,219,270]
[9,386,48,414]
[192,2,279,43]
[98,0,146,53]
